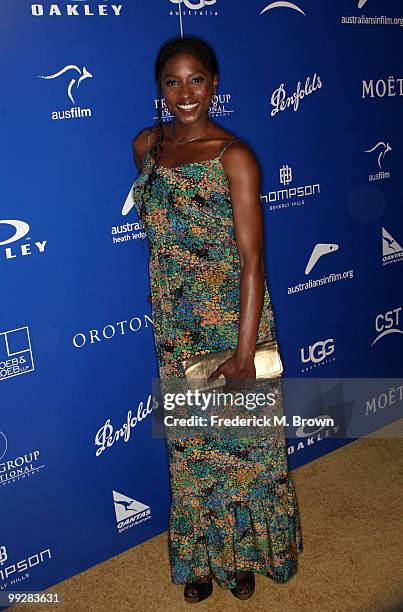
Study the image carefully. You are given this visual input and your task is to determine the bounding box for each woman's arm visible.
[208,141,266,387]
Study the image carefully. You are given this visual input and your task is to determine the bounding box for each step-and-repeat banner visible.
[1,0,402,602]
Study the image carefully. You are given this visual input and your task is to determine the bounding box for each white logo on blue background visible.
[0,327,34,381]
[260,1,306,16]
[113,490,151,533]
[38,65,93,105]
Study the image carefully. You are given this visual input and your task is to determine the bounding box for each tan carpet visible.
[15,420,403,612]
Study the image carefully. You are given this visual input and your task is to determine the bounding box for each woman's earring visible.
[212,91,218,114]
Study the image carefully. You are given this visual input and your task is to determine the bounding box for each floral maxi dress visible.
[131,130,303,590]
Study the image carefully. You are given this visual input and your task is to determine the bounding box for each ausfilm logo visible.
[260,164,320,211]
[31,2,123,17]
[382,227,403,266]
[113,490,151,534]
[300,339,335,372]
[371,307,402,347]
[94,396,155,457]
[37,64,93,121]
[72,314,153,348]
[270,73,322,117]
[0,327,35,381]
[0,545,52,589]
[0,220,47,262]
[287,242,354,295]
[169,0,218,17]
[153,92,233,121]
[0,432,45,488]
[260,2,306,17]
[364,140,391,182]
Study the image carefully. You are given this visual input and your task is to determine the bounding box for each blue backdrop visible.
[1,0,402,603]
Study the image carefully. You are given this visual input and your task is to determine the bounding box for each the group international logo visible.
[169,0,218,17]
[270,73,322,117]
[31,2,123,17]
[113,490,151,534]
[300,338,335,372]
[0,327,35,381]
[261,164,320,211]
[0,545,52,589]
[0,432,45,488]
[153,92,233,121]
[0,219,47,262]
[371,306,402,346]
[37,64,93,120]
[287,242,354,295]
[382,227,403,266]
[364,141,391,182]
[260,2,306,16]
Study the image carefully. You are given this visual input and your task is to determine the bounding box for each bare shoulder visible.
[131,126,154,171]
[220,138,260,181]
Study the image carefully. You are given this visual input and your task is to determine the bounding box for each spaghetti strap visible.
[140,129,152,169]
[218,139,238,159]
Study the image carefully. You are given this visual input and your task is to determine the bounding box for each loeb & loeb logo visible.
[0,220,47,261]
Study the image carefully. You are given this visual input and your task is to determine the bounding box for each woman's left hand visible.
[208,352,256,391]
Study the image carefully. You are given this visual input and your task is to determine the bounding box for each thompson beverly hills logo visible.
[37,64,93,120]
[0,219,47,262]
[0,545,52,589]
[382,227,403,266]
[31,2,123,17]
[270,73,322,117]
[300,339,336,372]
[153,92,233,121]
[113,490,151,534]
[364,140,391,181]
[371,306,402,347]
[287,242,354,294]
[94,396,155,457]
[0,432,45,488]
[169,0,218,16]
[0,327,35,381]
[260,2,306,16]
[261,164,320,211]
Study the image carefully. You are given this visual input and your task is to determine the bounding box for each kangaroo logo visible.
[358,0,368,8]
[364,141,392,170]
[260,1,306,15]
[305,243,339,275]
[37,65,93,105]
[382,227,402,256]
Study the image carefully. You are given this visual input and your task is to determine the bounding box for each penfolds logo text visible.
[271,73,322,117]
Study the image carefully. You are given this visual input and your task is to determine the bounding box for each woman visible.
[131,36,303,603]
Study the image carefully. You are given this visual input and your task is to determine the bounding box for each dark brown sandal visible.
[230,571,255,600]
[184,577,213,604]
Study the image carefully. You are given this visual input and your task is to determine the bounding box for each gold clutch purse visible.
[181,339,283,392]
